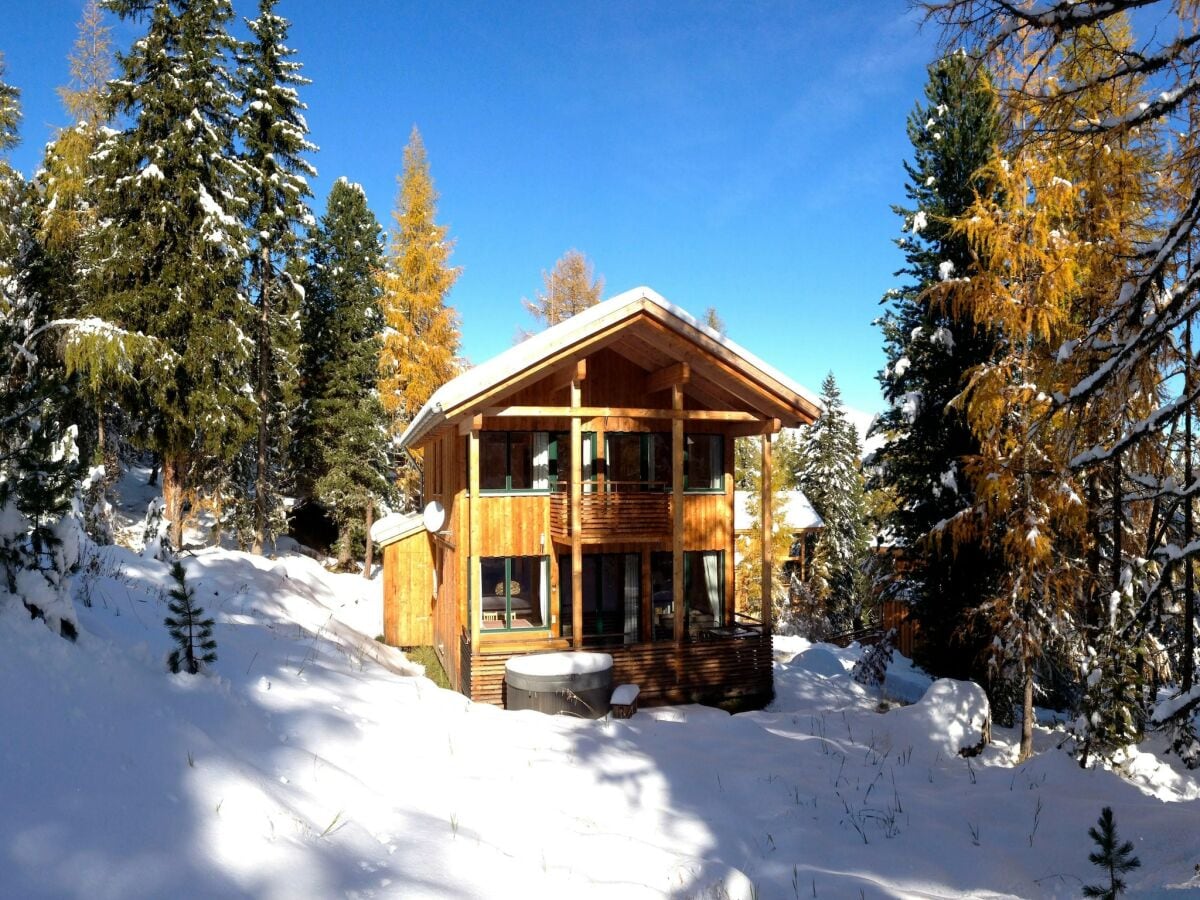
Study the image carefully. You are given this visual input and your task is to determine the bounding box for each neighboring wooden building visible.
[371,287,820,708]
[734,489,823,584]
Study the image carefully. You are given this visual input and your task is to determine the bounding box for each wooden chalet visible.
[371,287,821,708]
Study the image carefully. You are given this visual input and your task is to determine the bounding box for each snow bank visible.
[790,646,846,678]
[887,678,991,757]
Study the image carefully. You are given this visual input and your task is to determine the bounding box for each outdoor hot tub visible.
[504,651,613,718]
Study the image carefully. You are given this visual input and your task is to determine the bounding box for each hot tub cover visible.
[505,651,613,677]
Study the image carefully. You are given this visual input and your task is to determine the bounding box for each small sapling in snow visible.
[1082,806,1141,899]
[164,561,216,674]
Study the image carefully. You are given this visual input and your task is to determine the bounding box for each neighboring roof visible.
[397,286,823,451]
[734,490,823,533]
[369,512,425,548]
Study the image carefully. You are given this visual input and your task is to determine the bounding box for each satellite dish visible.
[423,500,446,533]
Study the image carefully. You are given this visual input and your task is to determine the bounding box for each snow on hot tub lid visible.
[505,651,613,677]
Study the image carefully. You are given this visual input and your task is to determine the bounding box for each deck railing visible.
[549,482,672,541]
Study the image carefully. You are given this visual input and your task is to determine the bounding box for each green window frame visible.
[684,433,725,493]
[478,556,549,632]
[548,431,597,490]
[479,432,552,494]
[650,550,725,641]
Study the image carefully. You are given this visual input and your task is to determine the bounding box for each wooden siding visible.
[478,494,551,557]
[462,633,773,708]
[383,531,434,647]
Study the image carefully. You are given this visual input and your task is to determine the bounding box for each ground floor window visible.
[650,550,724,641]
[559,553,640,645]
[478,556,547,630]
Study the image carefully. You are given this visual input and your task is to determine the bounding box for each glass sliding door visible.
[558,553,641,645]
[650,550,724,641]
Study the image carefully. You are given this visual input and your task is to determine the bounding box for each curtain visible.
[582,432,595,494]
[703,552,721,620]
[623,554,639,644]
[539,557,549,626]
[532,432,550,490]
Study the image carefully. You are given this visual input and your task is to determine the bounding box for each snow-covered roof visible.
[734,490,823,533]
[397,286,822,451]
[368,512,425,548]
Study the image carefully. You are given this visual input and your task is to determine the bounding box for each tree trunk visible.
[163,454,184,551]
[253,245,272,555]
[336,521,353,571]
[1019,652,1035,762]
[1186,316,1195,691]
[363,502,374,577]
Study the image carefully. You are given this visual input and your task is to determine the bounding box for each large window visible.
[480,432,550,492]
[559,553,640,645]
[685,434,724,492]
[650,551,724,641]
[603,432,723,492]
[548,431,596,492]
[478,556,548,631]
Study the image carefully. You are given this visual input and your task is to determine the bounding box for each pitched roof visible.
[398,286,822,451]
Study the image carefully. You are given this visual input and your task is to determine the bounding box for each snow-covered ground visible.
[4,522,1200,897]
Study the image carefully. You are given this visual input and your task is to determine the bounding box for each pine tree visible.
[0,57,82,638]
[702,306,726,337]
[1082,807,1141,899]
[520,248,603,336]
[296,179,392,569]
[377,127,461,508]
[872,51,1004,688]
[798,373,870,632]
[164,560,216,674]
[93,0,255,549]
[234,0,316,553]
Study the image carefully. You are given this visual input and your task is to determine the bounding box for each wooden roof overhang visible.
[397,287,822,452]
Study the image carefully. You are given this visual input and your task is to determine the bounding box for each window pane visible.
[650,551,674,641]
[509,557,545,628]
[509,433,534,490]
[480,557,508,629]
[608,434,643,487]
[558,554,572,637]
[480,434,508,491]
[687,434,722,491]
[650,433,671,491]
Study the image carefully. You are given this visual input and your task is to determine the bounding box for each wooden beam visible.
[483,405,757,422]
[726,419,783,438]
[645,361,690,394]
[546,358,587,394]
[458,413,483,436]
[468,428,481,658]
[570,376,583,650]
[760,432,773,637]
[672,383,685,648]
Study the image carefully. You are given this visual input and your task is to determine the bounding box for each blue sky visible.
[3,1,939,415]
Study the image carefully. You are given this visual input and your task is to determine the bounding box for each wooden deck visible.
[460,631,773,709]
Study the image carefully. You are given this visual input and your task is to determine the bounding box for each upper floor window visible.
[685,434,724,492]
[480,432,550,492]
[603,432,724,492]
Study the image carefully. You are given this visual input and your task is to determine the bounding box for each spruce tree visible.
[0,57,82,638]
[519,248,604,336]
[872,51,1002,685]
[94,0,255,549]
[164,560,216,674]
[798,373,870,632]
[296,179,392,569]
[1082,807,1141,899]
[234,0,316,553]
[377,127,461,508]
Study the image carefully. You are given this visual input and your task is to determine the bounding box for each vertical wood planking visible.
[672,384,685,651]
[571,375,583,649]
[469,429,481,657]
[761,430,773,636]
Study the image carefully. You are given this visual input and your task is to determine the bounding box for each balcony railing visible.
[549,482,672,541]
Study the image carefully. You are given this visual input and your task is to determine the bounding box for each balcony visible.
[549,482,672,542]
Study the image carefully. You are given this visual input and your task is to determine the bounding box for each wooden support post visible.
[672,384,685,647]
[571,375,583,649]
[761,431,773,636]
[468,428,481,659]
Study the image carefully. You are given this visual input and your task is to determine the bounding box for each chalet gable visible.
[398,286,822,451]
